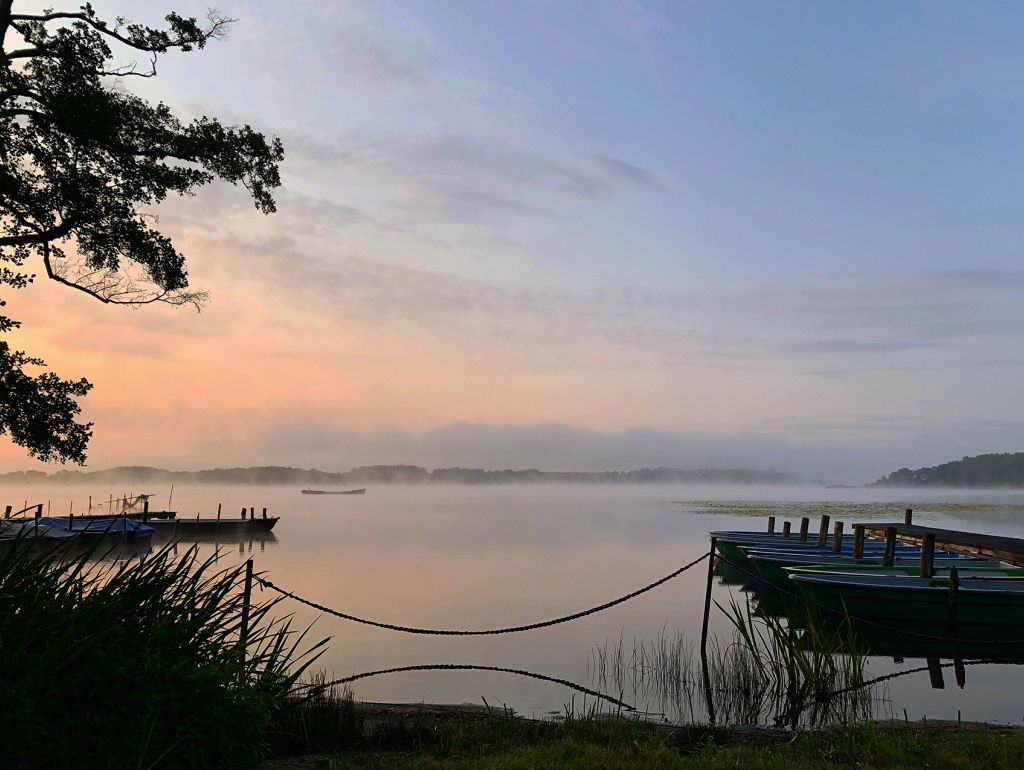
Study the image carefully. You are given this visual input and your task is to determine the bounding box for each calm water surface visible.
[4,483,1024,725]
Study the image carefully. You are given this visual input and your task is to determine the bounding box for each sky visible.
[5,0,1024,482]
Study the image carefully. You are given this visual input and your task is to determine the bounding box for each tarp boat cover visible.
[38,516,155,537]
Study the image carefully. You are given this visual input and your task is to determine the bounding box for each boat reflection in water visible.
[161,528,279,557]
[716,531,1024,696]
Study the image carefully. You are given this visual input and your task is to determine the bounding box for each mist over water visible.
[3,481,1024,723]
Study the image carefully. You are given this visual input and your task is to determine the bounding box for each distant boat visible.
[300,488,366,495]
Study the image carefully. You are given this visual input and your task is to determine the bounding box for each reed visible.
[589,605,879,727]
[0,536,325,768]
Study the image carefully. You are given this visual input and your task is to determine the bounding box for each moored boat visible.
[300,488,366,495]
[786,565,1024,625]
[748,550,994,589]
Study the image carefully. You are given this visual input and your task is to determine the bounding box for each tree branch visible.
[0,217,75,247]
[10,10,235,54]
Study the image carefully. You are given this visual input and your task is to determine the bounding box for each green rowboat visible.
[786,566,1024,626]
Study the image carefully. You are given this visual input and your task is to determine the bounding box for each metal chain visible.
[296,663,636,711]
[256,551,710,636]
[828,657,1024,698]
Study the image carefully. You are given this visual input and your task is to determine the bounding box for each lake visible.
[3,482,1024,726]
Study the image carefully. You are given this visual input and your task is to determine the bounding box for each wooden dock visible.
[859,523,1024,566]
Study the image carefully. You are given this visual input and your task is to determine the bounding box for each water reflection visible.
[3,483,1024,723]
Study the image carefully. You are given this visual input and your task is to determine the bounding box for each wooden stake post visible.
[905,508,914,525]
[240,559,254,667]
[852,524,865,559]
[782,521,791,538]
[883,526,897,567]
[832,520,844,553]
[920,532,936,579]
[767,516,775,533]
[817,515,830,547]
[799,517,809,543]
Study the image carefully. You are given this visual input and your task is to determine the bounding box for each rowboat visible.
[300,488,366,495]
[147,515,279,538]
[786,565,1024,625]
[748,551,994,589]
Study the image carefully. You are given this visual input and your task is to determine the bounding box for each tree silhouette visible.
[0,2,283,463]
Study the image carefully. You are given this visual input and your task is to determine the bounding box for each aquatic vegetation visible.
[589,605,880,728]
[0,538,325,768]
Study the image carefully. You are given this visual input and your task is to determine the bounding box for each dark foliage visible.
[875,452,1024,487]
[0,2,283,463]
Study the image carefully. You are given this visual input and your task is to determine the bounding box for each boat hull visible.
[790,572,1024,626]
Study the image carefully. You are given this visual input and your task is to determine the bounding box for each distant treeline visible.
[874,452,1024,487]
[0,465,800,486]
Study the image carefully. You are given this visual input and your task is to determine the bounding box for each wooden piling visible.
[920,532,936,579]
[142,499,149,523]
[767,516,775,533]
[799,517,809,542]
[217,503,222,522]
[832,520,844,553]
[883,526,897,567]
[3,505,10,519]
[817,514,830,547]
[241,507,246,520]
[68,513,74,532]
[782,521,791,538]
[262,507,267,520]
[948,565,960,633]
[240,558,254,668]
[853,524,865,559]
[700,538,717,664]
[927,658,945,689]
[954,657,966,688]
[35,504,42,520]
[905,508,914,525]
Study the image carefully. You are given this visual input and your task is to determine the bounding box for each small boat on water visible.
[747,550,993,589]
[786,564,1024,625]
[147,515,279,536]
[300,488,366,495]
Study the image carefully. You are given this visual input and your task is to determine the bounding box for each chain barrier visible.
[294,664,636,711]
[827,657,1024,698]
[714,551,1024,646]
[255,551,710,636]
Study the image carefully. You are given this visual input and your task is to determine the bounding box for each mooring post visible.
[240,558,254,668]
[3,505,10,519]
[217,503,222,522]
[920,532,936,579]
[832,520,844,553]
[767,516,775,533]
[799,517,809,542]
[927,658,945,689]
[240,506,246,520]
[35,504,42,520]
[142,499,149,523]
[68,512,74,532]
[782,521,791,538]
[701,538,717,663]
[853,524,865,559]
[883,526,897,567]
[262,507,267,520]
[948,565,960,634]
[905,508,913,526]
[817,514,830,547]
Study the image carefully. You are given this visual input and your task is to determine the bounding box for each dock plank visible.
[858,523,1024,566]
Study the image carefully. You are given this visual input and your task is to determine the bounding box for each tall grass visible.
[0,537,325,768]
[717,595,877,727]
[589,605,880,728]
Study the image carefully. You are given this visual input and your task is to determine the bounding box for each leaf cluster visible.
[0,2,283,463]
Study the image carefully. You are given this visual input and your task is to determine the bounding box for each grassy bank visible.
[0,538,323,768]
[270,709,1024,769]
